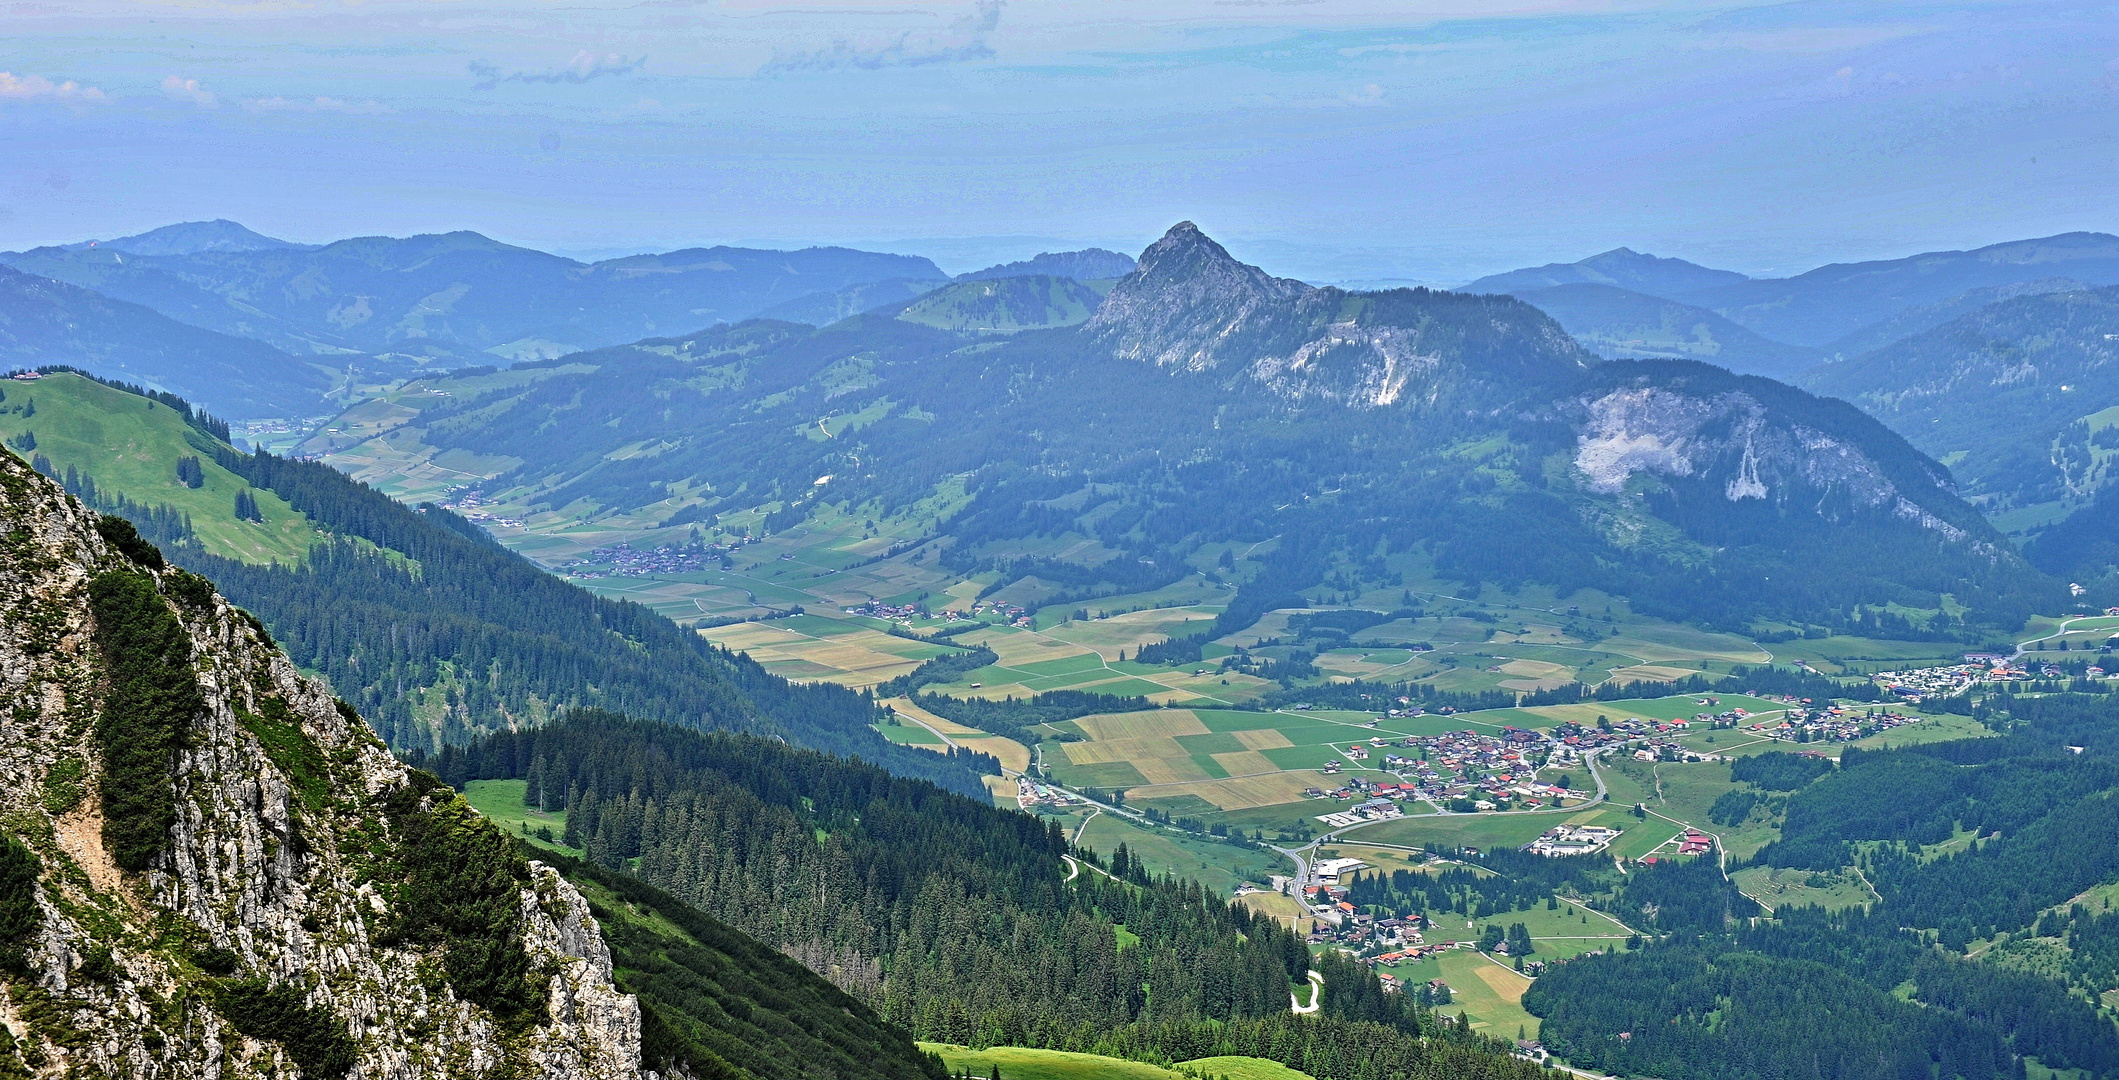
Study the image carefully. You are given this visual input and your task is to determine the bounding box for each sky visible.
[1,0,2115,281]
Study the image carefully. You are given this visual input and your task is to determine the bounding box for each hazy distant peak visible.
[80,219,302,256]
[1466,247,1748,300]
[956,247,1135,283]
[1970,231,2119,266]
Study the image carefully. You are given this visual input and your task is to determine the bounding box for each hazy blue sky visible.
[1,0,2114,280]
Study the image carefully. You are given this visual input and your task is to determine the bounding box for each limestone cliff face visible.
[0,448,643,1079]
[1085,222,1589,408]
[1556,361,2001,550]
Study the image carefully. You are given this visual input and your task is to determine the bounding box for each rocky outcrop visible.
[1560,361,1996,548]
[0,448,642,1079]
[1086,222,1588,407]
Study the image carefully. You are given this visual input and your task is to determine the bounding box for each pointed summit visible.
[1086,222,1309,369]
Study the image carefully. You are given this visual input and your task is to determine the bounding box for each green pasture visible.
[922,1045,1186,1080]
[1,373,321,563]
[1061,809,1287,896]
[463,779,580,857]
[1349,811,1578,852]
[1181,1057,1315,1080]
[1731,865,1875,913]
[1374,949,1540,1041]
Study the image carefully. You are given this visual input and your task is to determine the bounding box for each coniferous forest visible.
[425,711,1551,1080]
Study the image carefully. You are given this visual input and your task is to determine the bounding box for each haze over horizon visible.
[3,0,2115,282]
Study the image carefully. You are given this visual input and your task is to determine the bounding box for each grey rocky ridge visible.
[0,446,642,1078]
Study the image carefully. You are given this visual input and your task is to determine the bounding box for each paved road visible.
[1290,970,1324,1014]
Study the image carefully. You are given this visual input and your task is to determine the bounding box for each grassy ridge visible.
[0,374,318,562]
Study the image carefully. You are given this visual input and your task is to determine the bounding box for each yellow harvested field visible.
[700,622,812,649]
[1047,607,1218,659]
[963,627,1095,668]
[1472,960,1532,1003]
[1138,771,1324,811]
[1064,737,1184,766]
[957,736,1031,773]
[1235,891,1309,928]
[1499,659,1569,679]
[1611,664,1704,683]
[1210,750,1279,777]
[1133,756,1215,785]
[881,697,983,736]
[982,775,1018,805]
[1073,710,1208,741]
[1604,627,1772,663]
[1234,729,1294,750]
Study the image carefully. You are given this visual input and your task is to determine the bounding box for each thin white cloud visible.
[470,51,645,88]
[161,75,219,108]
[761,0,1001,73]
[0,72,105,102]
[245,95,390,114]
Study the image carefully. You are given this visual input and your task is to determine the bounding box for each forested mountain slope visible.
[1,230,943,362]
[1685,231,2119,347]
[432,710,1555,1080]
[1509,282,1819,379]
[334,221,2052,640]
[0,371,990,793]
[1796,285,2119,511]
[0,265,330,418]
[0,448,641,1077]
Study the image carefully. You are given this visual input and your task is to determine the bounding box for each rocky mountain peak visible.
[0,449,642,1079]
[1084,222,1310,370]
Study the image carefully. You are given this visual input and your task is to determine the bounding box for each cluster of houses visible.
[1371,728,1577,810]
[1012,777,1084,810]
[553,540,739,578]
[438,489,527,531]
[1874,655,2117,703]
[961,601,1033,627]
[844,599,928,622]
[1744,702,1923,743]
[1524,823,1622,857]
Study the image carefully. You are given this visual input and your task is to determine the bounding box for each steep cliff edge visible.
[0,446,641,1078]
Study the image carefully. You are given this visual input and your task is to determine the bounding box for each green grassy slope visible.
[0,372,318,562]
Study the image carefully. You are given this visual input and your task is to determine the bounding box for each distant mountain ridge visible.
[1511,282,1819,380]
[0,263,329,418]
[956,248,1135,282]
[1,226,947,364]
[1464,247,1750,300]
[55,218,308,256]
[1086,222,1589,406]
[1686,231,2119,347]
